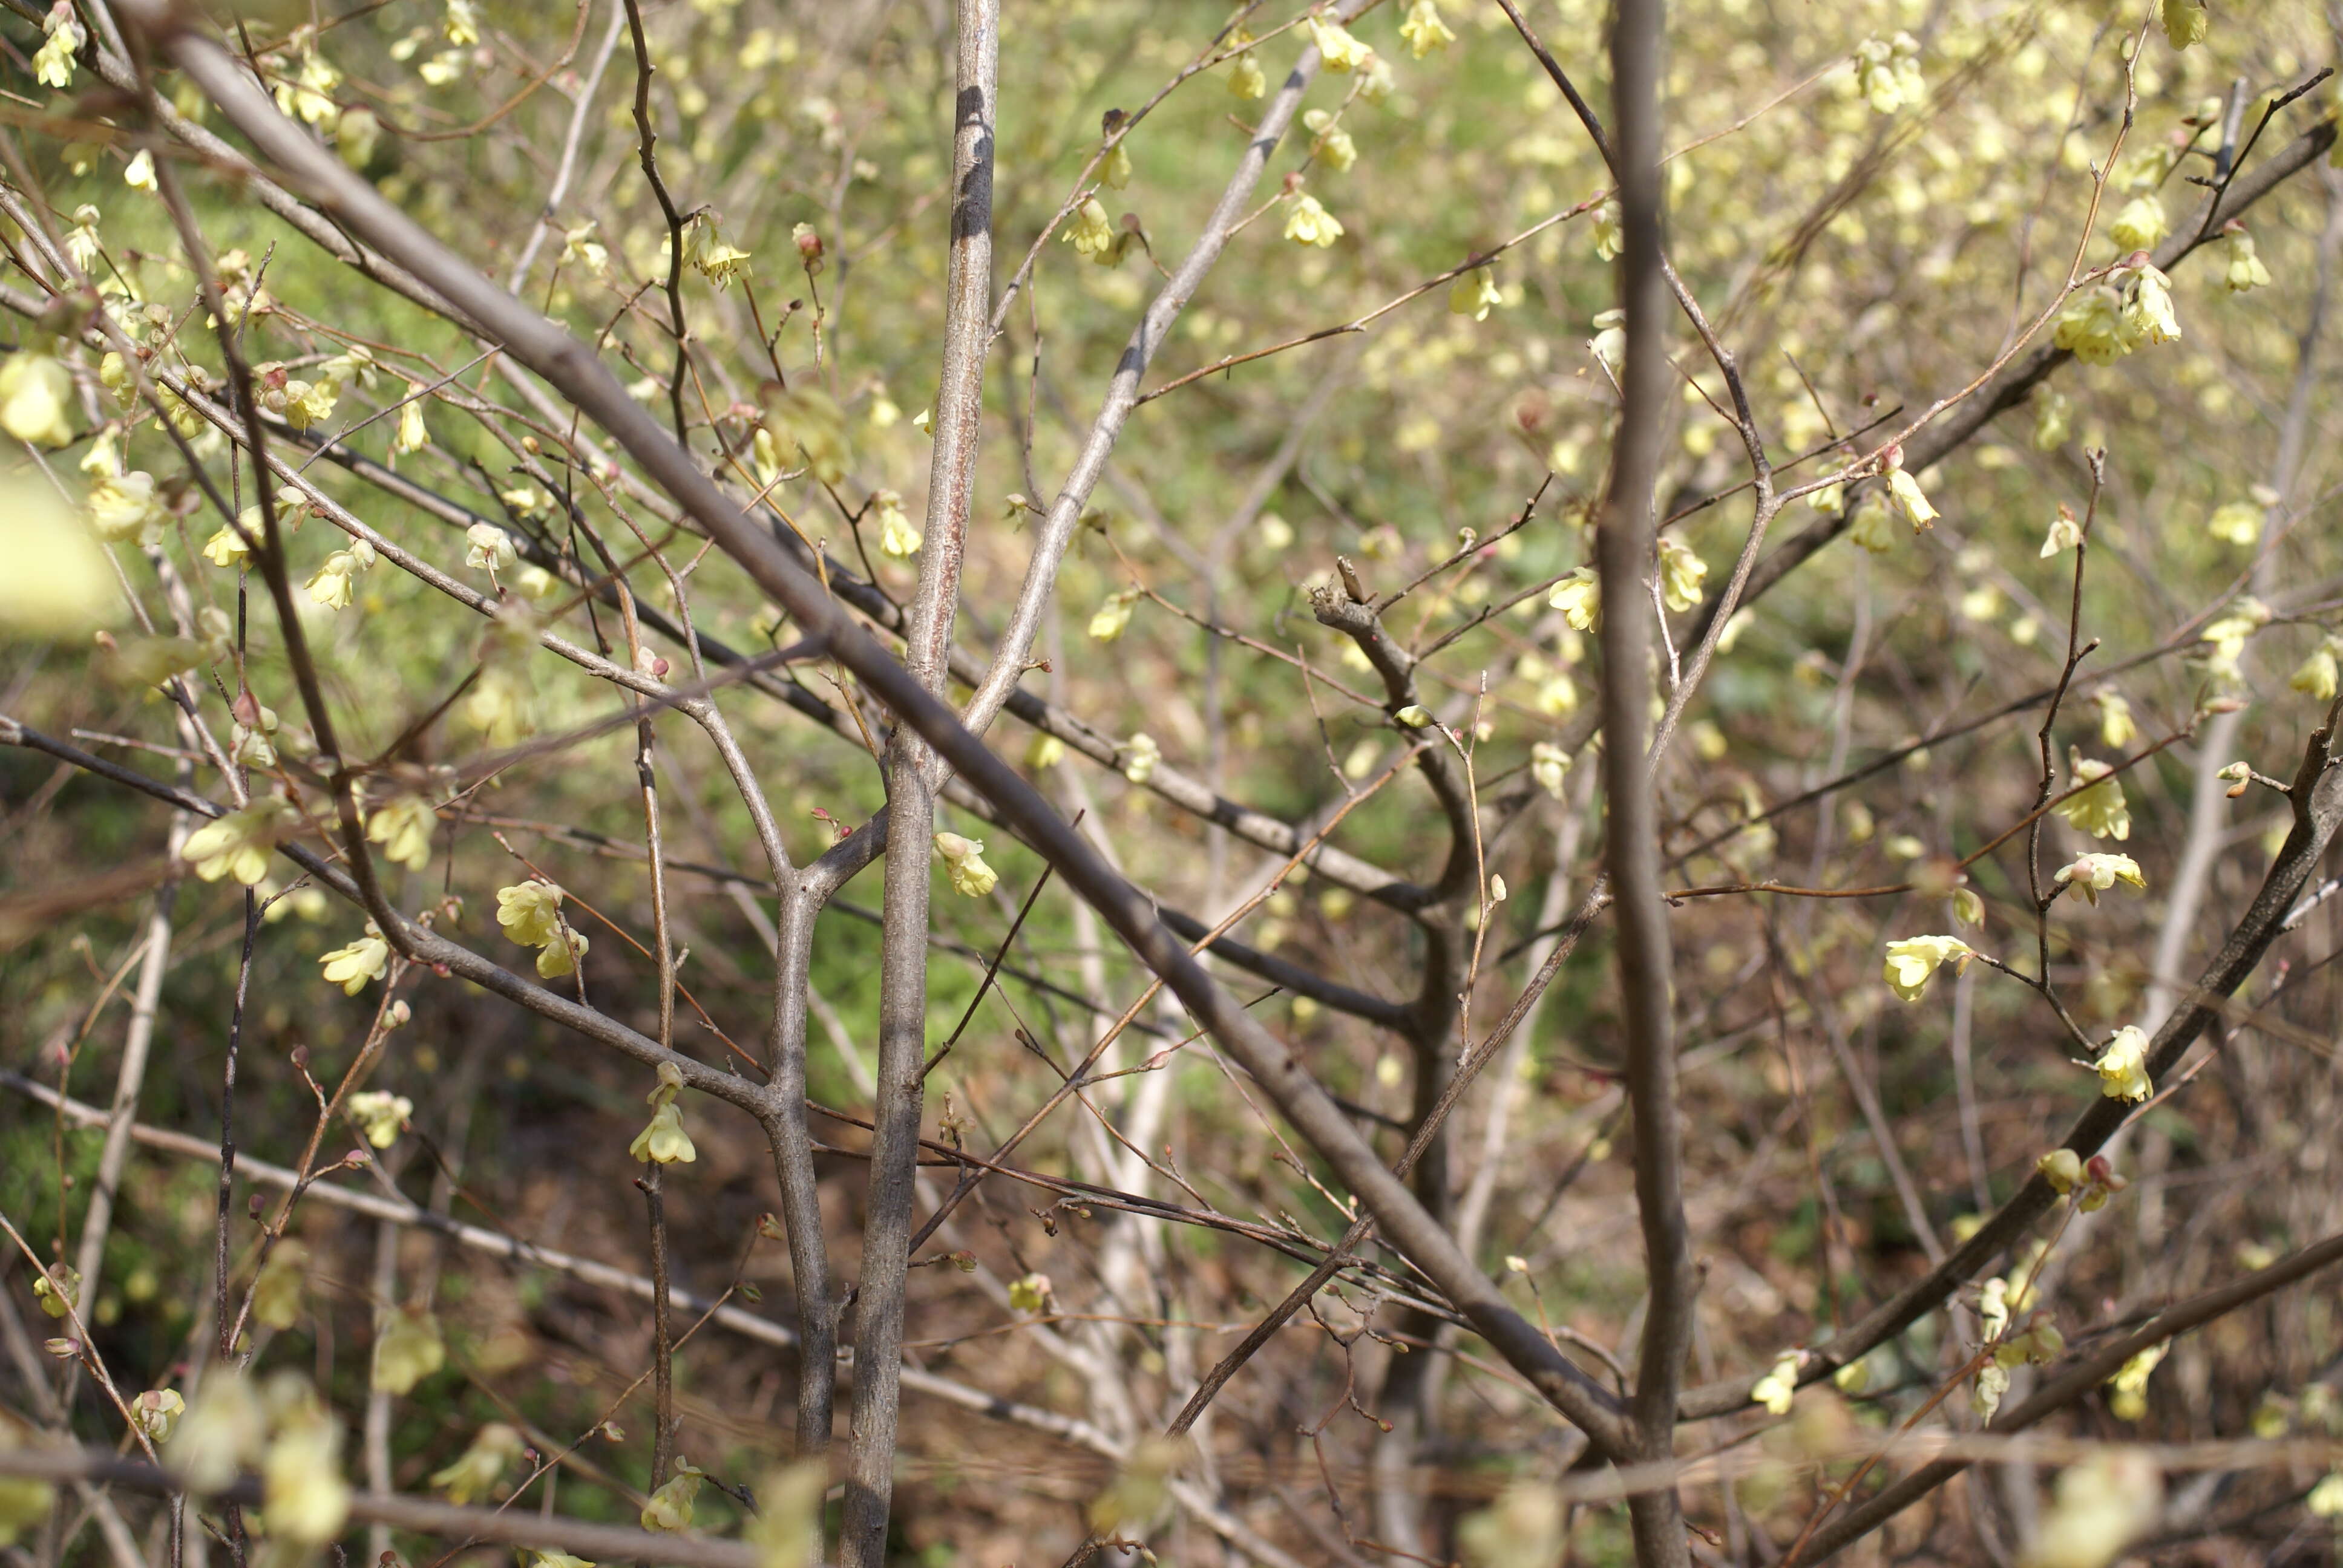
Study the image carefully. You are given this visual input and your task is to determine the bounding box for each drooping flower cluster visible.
[631,1062,698,1165]
[1882,935,1974,1002]
[497,879,589,979]
[2053,852,2145,905]
[933,832,999,898]
[2092,1024,2154,1103]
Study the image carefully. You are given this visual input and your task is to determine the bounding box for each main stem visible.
[838,3,997,1561]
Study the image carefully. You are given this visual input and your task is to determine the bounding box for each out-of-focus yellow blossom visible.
[372,1305,445,1394]
[2160,0,2207,48]
[2093,1025,2153,1103]
[2056,754,2131,840]
[1227,48,1266,100]
[251,1242,306,1329]
[873,489,921,557]
[1647,537,1706,614]
[1064,197,1116,260]
[2106,1341,2166,1419]
[1592,200,1624,261]
[260,1389,350,1546]
[1848,491,1896,554]
[366,794,437,871]
[1589,307,1626,371]
[1089,586,1140,642]
[0,353,76,448]
[1882,934,1973,1002]
[2221,223,2271,292]
[1549,567,1599,630]
[934,832,998,898]
[2199,597,2271,679]
[1122,731,1160,784]
[1398,1,1453,58]
[1303,108,1355,172]
[1449,267,1501,321]
[167,1370,266,1492]
[2037,1148,2084,1194]
[1750,1353,1800,1415]
[2053,286,2129,365]
[1531,742,1570,799]
[2108,195,2166,252]
[184,801,294,885]
[430,1423,520,1505]
[320,927,390,995]
[761,387,851,485]
[33,10,82,89]
[2206,499,2262,546]
[348,1091,412,1149]
[30,1264,77,1320]
[2027,1448,2161,1568]
[1851,33,1923,114]
[87,471,165,546]
[2055,852,2145,904]
[2033,389,2073,451]
[2094,690,2135,748]
[1284,194,1344,247]
[1308,16,1372,73]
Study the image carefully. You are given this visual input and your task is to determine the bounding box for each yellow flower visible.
[131,1389,185,1443]
[1846,491,1896,554]
[31,15,81,89]
[1308,16,1372,73]
[1008,1273,1051,1313]
[2106,1341,2166,1420]
[30,1264,78,1320]
[1657,536,1707,612]
[2033,388,2073,451]
[1449,267,1501,321]
[2160,0,2207,48]
[1227,50,1266,100]
[1851,33,1923,114]
[2054,853,2145,904]
[1088,587,1139,642]
[123,148,157,192]
[372,1305,446,1394]
[1024,731,1065,771]
[252,1241,307,1330]
[465,522,517,573]
[874,490,922,557]
[2040,504,2083,558]
[2292,639,2341,701]
[1592,200,1624,262]
[2093,1025,2152,1103]
[1548,567,1599,631]
[1885,467,1938,529]
[260,1394,349,1545]
[1530,742,1571,800]
[640,1460,706,1532]
[2206,499,2261,545]
[2094,690,2135,748]
[496,880,565,946]
[183,801,294,885]
[203,521,254,568]
[1063,196,1116,260]
[1098,140,1132,189]
[347,1091,412,1149]
[0,353,75,448]
[2108,194,2166,252]
[696,240,753,289]
[393,384,430,453]
[1398,0,1454,58]
[1283,194,1345,248]
[365,794,437,871]
[307,540,377,610]
[320,928,390,995]
[1122,731,1161,784]
[535,927,589,979]
[2222,226,2272,292]
[1394,704,1432,728]
[2053,286,2129,365]
[2308,1471,2343,1518]
[281,377,339,430]
[167,1370,267,1493]
[1749,1353,1799,1416]
[934,831,998,898]
[430,1423,522,1504]
[86,471,165,545]
[2120,264,2181,347]
[1303,109,1357,172]
[1589,308,1626,371]
[2055,755,2131,841]
[2036,1148,2083,1194]
[1883,935,1973,1001]
[630,1099,696,1164]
